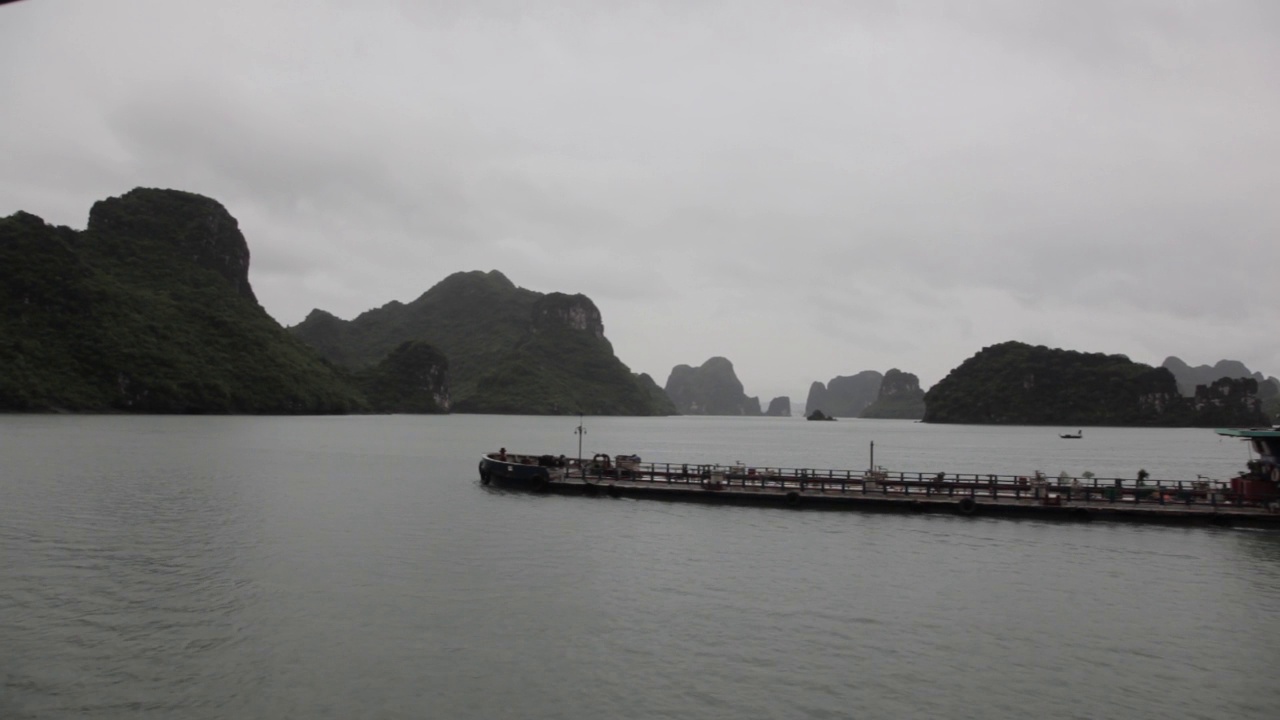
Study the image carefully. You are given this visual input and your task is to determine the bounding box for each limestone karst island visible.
[2,188,1276,426]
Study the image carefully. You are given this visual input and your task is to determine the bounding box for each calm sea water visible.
[2,415,1278,719]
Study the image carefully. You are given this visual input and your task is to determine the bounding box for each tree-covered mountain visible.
[290,270,674,415]
[663,357,762,415]
[860,369,926,419]
[0,189,372,413]
[923,341,1269,427]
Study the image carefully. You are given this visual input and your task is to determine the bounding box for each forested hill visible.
[0,189,368,413]
[290,270,676,415]
[923,341,1270,427]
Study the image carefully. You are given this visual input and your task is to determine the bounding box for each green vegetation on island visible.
[354,341,450,413]
[0,189,369,413]
[291,270,674,415]
[922,341,1270,427]
[1163,356,1280,422]
[7,189,1273,424]
[860,369,926,419]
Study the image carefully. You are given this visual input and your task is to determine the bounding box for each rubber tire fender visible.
[957,497,977,515]
[479,461,491,485]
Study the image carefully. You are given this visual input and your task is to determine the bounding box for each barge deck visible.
[478,454,1280,528]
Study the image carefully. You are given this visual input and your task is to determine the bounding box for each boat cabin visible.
[1215,428,1280,504]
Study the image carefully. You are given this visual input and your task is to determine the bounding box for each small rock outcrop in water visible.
[664,357,762,415]
[860,369,926,419]
[806,409,836,421]
[765,396,791,417]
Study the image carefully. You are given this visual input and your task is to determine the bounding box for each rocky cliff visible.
[860,369,926,419]
[804,371,883,417]
[636,372,675,414]
[356,341,450,413]
[87,188,258,303]
[291,270,674,415]
[664,357,762,415]
[0,189,369,413]
[765,396,792,417]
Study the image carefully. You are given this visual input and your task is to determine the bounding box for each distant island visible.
[803,368,926,420]
[291,270,676,416]
[1163,356,1280,420]
[765,396,792,417]
[859,369,927,419]
[2,189,1275,424]
[922,341,1270,427]
[805,371,882,418]
[0,189,668,416]
[663,357,762,415]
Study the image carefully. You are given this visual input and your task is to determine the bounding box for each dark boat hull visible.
[478,455,560,491]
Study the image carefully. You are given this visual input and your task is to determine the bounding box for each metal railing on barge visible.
[569,460,1267,509]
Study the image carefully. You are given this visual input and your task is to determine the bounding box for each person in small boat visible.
[498,447,507,461]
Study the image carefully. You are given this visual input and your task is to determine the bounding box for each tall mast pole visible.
[575,414,586,478]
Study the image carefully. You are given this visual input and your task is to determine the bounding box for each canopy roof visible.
[1216,428,1280,439]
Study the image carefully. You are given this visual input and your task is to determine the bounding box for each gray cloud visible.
[2,0,1277,404]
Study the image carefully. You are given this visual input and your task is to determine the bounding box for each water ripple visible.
[2,415,1279,719]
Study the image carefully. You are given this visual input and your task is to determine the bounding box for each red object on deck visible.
[1230,476,1279,503]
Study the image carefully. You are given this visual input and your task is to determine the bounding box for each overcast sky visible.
[3,0,1277,404]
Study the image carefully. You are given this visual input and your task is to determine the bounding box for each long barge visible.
[476,429,1280,528]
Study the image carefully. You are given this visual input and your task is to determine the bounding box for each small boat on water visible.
[1060,430,1083,439]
